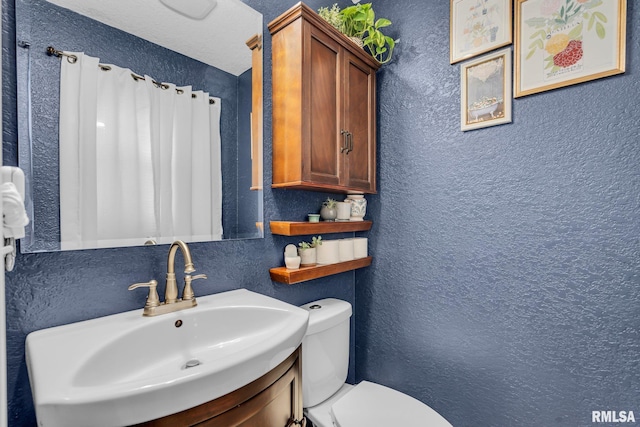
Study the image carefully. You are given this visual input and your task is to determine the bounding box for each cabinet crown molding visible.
[268,1,381,70]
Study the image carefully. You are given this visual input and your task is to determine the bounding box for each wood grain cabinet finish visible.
[134,347,304,427]
[269,2,380,194]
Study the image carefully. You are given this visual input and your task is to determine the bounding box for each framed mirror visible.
[15,0,263,252]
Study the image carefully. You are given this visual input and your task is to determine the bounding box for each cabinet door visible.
[343,50,376,193]
[199,354,303,427]
[133,347,303,427]
[303,22,342,187]
[270,3,379,194]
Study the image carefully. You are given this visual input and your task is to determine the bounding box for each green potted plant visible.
[320,198,338,221]
[318,2,397,64]
[317,3,343,32]
[298,236,322,266]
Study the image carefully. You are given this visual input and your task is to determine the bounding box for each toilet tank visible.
[300,298,352,408]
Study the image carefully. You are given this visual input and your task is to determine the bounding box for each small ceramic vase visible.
[320,205,337,221]
[345,194,367,221]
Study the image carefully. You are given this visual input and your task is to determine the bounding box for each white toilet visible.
[301,298,453,427]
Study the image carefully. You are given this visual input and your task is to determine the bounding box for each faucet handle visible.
[182,274,207,301]
[128,280,160,308]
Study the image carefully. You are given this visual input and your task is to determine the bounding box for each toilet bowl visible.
[301,299,453,427]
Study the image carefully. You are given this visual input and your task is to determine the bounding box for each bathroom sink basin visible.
[26,289,309,427]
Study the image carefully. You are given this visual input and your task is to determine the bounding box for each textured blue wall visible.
[4,0,639,425]
[356,1,640,426]
[2,0,357,424]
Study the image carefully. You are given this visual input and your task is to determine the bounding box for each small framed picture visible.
[460,47,512,131]
[514,0,627,97]
[450,0,512,64]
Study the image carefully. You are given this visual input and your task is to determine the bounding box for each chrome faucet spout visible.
[165,240,196,303]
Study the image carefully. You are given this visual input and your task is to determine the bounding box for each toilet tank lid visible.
[301,298,352,335]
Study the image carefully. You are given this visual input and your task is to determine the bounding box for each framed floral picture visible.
[450,0,512,64]
[460,47,512,131]
[514,0,627,97]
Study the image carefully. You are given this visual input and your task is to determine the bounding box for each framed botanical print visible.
[514,0,627,97]
[461,47,512,131]
[450,0,512,64]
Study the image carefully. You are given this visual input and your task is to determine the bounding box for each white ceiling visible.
[46,0,262,76]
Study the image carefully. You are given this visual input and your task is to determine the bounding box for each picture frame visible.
[460,47,512,131]
[514,0,626,98]
[450,0,512,64]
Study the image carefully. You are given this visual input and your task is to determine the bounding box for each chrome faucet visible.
[128,240,207,317]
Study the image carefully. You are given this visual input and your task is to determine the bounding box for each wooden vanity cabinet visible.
[135,347,304,427]
[269,2,380,194]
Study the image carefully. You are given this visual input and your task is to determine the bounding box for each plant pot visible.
[349,36,364,49]
[298,247,317,267]
[320,205,337,221]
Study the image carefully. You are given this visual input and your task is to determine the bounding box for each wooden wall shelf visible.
[270,220,372,236]
[270,257,372,285]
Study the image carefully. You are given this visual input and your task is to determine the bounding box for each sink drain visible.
[183,359,201,369]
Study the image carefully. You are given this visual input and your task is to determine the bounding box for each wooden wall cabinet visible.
[135,347,304,427]
[269,2,380,194]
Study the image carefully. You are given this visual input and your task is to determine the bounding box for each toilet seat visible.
[305,383,354,427]
[330,381,453,427]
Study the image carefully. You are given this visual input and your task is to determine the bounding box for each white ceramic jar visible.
[345,194,367,221]
[336,202,351,221]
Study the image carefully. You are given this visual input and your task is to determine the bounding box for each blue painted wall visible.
[356,1,640,426]
[4,0,639,425]
[3,0,357,424]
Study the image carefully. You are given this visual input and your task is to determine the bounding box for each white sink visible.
[26,289,309,427]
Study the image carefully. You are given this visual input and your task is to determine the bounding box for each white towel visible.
[2,182,29,239]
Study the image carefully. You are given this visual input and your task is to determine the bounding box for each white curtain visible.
[59,52,222,250]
